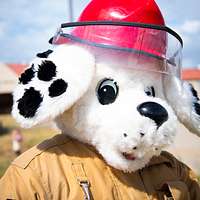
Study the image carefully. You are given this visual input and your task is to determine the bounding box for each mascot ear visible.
[163,76,200,137]
[12,45,95,128]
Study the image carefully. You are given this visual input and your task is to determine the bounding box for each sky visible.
[0,0,199,68]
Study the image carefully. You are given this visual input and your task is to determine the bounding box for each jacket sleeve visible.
[0,164,47,200]
[176,158,200,200]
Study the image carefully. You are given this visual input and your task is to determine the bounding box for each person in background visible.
[11,128,23,156]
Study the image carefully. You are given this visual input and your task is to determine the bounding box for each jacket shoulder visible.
[160,151,178,165]
[160,151,186,168]
[148,151,180,168]
[12,134,70,169]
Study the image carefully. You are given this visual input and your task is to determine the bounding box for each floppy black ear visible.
[12,45,95,128]
[163,76,200,137]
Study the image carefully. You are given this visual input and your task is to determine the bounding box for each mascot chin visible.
[1,0,200,199]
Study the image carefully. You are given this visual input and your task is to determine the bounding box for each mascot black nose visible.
[137,102,168,127]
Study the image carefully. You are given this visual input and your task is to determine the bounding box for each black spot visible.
[140,132,145,137]
[37,60,57,81]
[48,37,53,44]
[151,86,155,97]
[123,133,127,137]
[49,79,68,97]
[133,146,137,150]
[36,49,53,58]
[17,87,43,118]
[145,86,155,97]
[19,64,35,85]
[193,102,200,115]
[190,84,199,101]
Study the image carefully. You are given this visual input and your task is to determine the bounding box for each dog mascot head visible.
[12,0,200,172]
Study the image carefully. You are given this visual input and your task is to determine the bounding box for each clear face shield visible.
[50,22,183,92]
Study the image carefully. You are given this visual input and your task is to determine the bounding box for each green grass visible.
[0,114,59,177]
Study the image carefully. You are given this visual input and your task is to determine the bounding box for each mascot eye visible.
[97,78,118,105]
[144,86,155,97]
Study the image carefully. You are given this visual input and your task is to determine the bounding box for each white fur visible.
[12,45,95,128]
[12,43,198,172]
[163,76,200,136]
[56,59,178,172]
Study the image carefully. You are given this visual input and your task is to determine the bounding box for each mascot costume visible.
[1,0,200,199]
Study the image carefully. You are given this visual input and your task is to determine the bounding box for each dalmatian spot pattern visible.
[193,102,200,115]
[19,64,35,85]
[17,59,69,118]
[36,49,53,58]
[17,87,43,118]
[189,84,200,115]
[49,79,68,97]
[38,60,57,81]
[48,37,53,44]
[190,84,200,101]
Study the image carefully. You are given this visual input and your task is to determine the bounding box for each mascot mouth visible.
[122,152,136,161]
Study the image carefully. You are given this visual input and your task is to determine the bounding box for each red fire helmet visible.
[52,0,183,76]
[76,0,166,57]
[78,0,165,25]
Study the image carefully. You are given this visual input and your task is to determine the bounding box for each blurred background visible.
[0,0,200,178]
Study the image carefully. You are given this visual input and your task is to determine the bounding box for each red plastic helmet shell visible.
[78,0,165,25]
[57,0,167,57]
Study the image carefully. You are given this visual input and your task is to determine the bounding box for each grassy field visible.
[0,114,58,177]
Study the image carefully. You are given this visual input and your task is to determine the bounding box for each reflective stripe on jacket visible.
[0,134,200,200]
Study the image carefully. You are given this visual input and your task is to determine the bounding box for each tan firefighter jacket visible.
[0,134,199,200]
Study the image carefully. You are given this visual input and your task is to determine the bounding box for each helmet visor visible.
[51,22,183,77]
